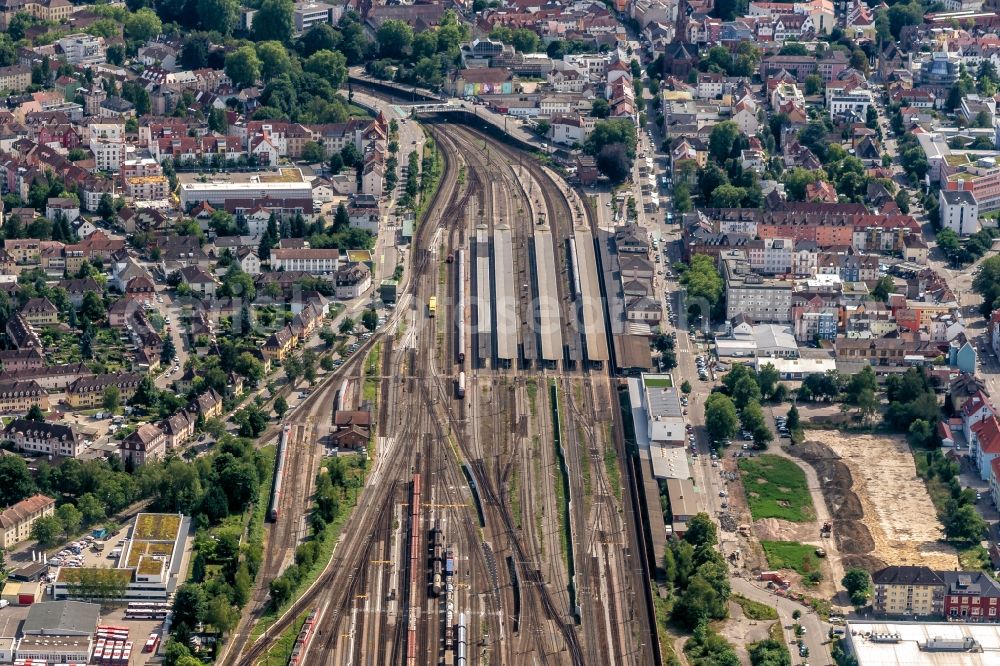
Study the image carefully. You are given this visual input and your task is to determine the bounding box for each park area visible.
[791,431,958,571]
[738,455,814,522]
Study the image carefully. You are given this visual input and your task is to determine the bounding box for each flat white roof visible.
[650,442,690,481]
[179,181,311,192]
[715,337,757,357]
[754,356,837,375]
[847,622,1000,666]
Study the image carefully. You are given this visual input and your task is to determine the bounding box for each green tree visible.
[783,168,827,202]
[592,98,610,118]
[705,393,739,443]
[253,0,294,43]
[711,184,746,208]
[679,254,724,313]
[945,504,988,542]
[872,275,895,301]
[757,363,780,400]
[161,336,176,365]
[205,594,238,633]
[894,189,910,214]
[804,74,822,95]
[123,8,162,42]
[196,0,238,34]
[596,143,631,184]
[31,515,63,547]
[172,583,206,630]
[681,380,692,394]
[339,317,355,335]
[26,404,45,422]
[304,49,347,89]
[786,405,800,432]
[56,503,82,536]
[361,308,379,331]
[842,568,872,607]
[511,28,540,53]
[103,386,121,412]
[274,396,288,419]
[256,41,293,81]
[301,141,326,163]
[684,513,718,549]
[377,20,413,59]
[732,375,762,410]
[225,46,261,89]
[708,121,740,162]
[0,457,34,507]
[741,401,772,448]
[77,493,105,525]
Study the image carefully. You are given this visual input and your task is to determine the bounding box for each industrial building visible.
[845,621,1000,665]
[14,600,101,664]
[179,178,312,208]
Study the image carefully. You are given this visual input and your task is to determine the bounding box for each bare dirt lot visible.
[793,432,957,571]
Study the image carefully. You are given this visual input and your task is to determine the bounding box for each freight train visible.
[406,474,423,666]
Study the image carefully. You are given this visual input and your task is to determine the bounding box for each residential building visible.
[66,373,142,408]
[334,263,372,299]
[747,238,793,275]
[20,297,58,326]
[177,265,219,297]
[0,495,55,548]
[828,89,873,121]
[3,419,83,458]
[269,247,340,275]
[0,65,31,93]
[721,252,793,323]
[0,380,48,413]
[943,571,1000,620]
[56,34,106,66]
[872,565,945,617]
[120,423,166,467]
[939,189,980,236]
[159,411,194,449]
[971,414,1000,481]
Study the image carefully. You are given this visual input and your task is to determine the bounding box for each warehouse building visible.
[845,621,1000,665]
[15,600,101,663]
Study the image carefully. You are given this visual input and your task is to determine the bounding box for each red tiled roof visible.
[973,415,1000,455]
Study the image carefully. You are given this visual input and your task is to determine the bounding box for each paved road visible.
[732,577,832,665]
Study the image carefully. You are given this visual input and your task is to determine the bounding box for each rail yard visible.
[223,111,653,666]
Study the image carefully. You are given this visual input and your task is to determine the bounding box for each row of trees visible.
[918,449,989,543]
[703,364,780,448]
[162,435,272,663]
[937,226,1000,267]
[677,255,724,324]
[267,455,366,608]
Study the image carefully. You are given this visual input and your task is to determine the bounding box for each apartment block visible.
[720,252,793,323]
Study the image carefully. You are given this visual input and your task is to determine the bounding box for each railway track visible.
[424,120,653,666]
[219,336,383,666]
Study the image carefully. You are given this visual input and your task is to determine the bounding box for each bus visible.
[428,296,437,317]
